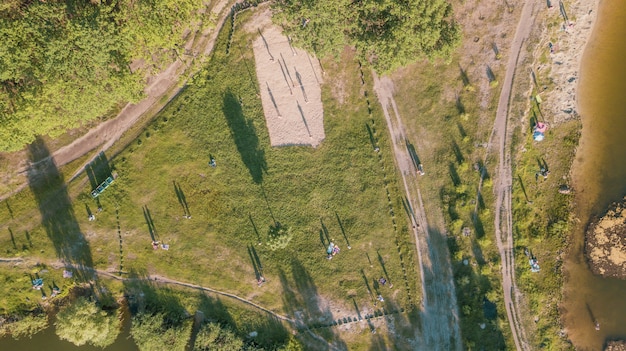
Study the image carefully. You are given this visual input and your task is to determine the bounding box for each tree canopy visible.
[131,312,192,351]
[193,322,244,351]
[272,0,460,73]
[54,297,121,348]
[0,0,204,152]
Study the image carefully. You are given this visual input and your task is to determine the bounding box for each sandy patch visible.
[540,0,597,123]
[247,8,325,148]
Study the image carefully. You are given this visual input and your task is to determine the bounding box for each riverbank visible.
[541,0,597,124]
[564,0,626,349]
[507,0,599,348]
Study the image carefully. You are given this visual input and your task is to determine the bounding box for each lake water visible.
[563,0,626,350]
[0,313,138,351]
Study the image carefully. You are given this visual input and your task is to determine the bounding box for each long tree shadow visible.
[249,214,262,244]
[223,90,267,184]
[142,205,157,242]
[247,245,264,281]
[449,162,461,186]
[27,137,94,282]
[366,123,377,150]
[335,212,351,248]
[447,234,507,350]
[278,259,346,350]
[405,139,421,171]
[173,181,190,217]
[451,139,464,164]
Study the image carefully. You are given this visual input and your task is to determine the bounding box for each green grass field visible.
[390,52,511,349]
[0,8,419,349]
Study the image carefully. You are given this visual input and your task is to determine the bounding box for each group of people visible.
[326,242,341,259]
[151,241,169,250]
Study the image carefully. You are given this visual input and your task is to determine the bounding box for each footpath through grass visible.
[0,8,419,348]
[390,49,511,349]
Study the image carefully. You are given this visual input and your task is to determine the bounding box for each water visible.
[564,1,626,350]
[0,312,138,351]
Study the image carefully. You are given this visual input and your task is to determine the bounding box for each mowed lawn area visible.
[0,8,419,340]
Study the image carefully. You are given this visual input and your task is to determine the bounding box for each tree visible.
[0,0,205,152]
[55,296,121,348]
[267,223,293,250]
[131,312,192,351]
[273,0,460,73]
[193,322,244,351]
[2,314,48,339]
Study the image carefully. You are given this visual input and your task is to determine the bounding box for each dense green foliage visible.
[0,8,418,349]
[131,312,192,351]
[193,322,244,351]
[272,0,460,73]
[0,0,205,152]
[391,55,512,348]
[1,313,48,339]
[55,296,121,347]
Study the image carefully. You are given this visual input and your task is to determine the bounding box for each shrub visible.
[55,297,121,348]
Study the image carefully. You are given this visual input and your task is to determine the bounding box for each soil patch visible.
[606,340,626,351]
[247,8,325,148]
[585,197,626,279]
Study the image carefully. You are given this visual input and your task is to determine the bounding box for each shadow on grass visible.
[84,151,113,190]
[335,212,351,248]
[471,211,486,239]
[447,235,507,350]
[173,181,190,217]
[27,137,94,282]
[223,90,267,184]
[247,245,264,280]
[406,139,421,171]
[368,302,420,350]
[123,270,186,319]
[449,162,461,186]
[142,205,157,242]
[451,139,464,164]
[195,286,291,350]
[122,270,192,350]
[279,259,346,350]
[366,123,377,150]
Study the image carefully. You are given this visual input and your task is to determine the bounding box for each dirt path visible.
[0,0,235,199]
[64,0,235,180]
[101,271,295,324]
[373,74,462,351]
[0,256,293,324]
[489,0,538,350]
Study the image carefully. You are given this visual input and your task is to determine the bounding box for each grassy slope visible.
[0,8,419,349]
[498,4,580,349]
[390,50,511,349]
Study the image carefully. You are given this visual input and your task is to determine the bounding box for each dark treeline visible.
[0,0,205,152]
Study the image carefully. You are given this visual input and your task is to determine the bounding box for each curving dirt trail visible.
[373,74,462,351]
[0,256,294,324]
[489,0,538,349]
[0,0,236,201]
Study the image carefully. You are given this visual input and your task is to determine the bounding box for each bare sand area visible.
[541,0,597,123]
[246,8,325,148]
